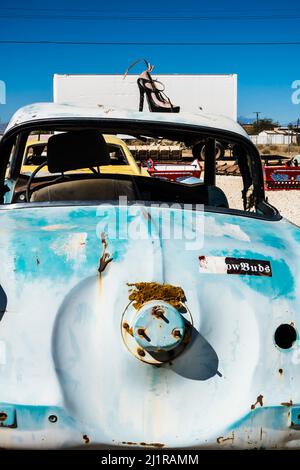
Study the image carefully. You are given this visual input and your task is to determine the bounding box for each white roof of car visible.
[6,102,250,139]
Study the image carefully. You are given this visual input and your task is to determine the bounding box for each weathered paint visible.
[5,102,250,139]
[132,301,185,352]
[0,203,299,448]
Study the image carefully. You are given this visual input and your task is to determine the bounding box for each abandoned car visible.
[0,102,299,449]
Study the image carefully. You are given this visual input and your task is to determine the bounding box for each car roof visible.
[6,102,250,140]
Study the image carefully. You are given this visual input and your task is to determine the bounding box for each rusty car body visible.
[0,103,299,449]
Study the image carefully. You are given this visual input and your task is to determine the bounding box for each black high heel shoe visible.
[124,58,180,113]
[137,76,180,113]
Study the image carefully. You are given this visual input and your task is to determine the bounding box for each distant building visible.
[250,128,299,145]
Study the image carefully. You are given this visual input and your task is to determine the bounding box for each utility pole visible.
[253,111,261,125]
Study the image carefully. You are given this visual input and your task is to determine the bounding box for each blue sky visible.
[0,0,300,124]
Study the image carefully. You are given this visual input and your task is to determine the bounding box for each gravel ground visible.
[217,175,300,227]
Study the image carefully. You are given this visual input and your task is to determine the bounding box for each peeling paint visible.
[5,102,251,139]
[51,232,87,265]
[98,233,113,273]
[281,400,293,407]
[217,432,234,444]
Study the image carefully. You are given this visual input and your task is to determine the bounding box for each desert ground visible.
[217,175,300,226]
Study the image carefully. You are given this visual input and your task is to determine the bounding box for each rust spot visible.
[137,348,145,357]
[137,328,151,342]
[251,394,264,410]
[127,282,186,311]
[0,412,7,422]
[172,329,182,338]
[217,433,234,444]
[139,442,165,448]
[98,233,113,273]
[152,305,166,319]
[83,434,90,444]
[122,322,133,336]
[281,400,293,407]
[120,441,165,448]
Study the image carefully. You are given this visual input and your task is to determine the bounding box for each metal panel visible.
[0,205,299,448]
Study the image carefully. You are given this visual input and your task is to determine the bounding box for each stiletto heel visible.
[137,77,180,113]
[125,58,180,113]
[138,79,145,111]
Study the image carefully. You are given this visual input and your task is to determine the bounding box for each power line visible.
[0,40,299,46]
[1,7,300,13]
[0,13,300,21]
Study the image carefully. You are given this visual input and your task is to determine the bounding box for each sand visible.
[217,175,300,227]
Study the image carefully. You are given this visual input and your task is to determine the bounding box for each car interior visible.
[24,140,128,167]
[1,124,275,217]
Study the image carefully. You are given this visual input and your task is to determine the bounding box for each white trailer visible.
[53,73,237,121]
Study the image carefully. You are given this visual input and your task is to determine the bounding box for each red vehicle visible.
[263,156,300,190]
[145,158,202,182]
